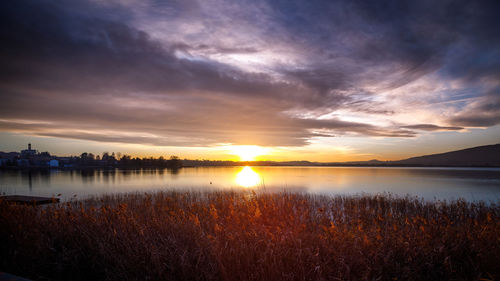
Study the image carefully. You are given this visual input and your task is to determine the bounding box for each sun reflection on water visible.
[235,166,261,188]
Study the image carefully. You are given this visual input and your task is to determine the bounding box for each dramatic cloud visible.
[401,124,464,131]
[449,93,500,127]
[0,0,499,147]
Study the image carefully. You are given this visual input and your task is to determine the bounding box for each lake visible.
[1,166,500,202]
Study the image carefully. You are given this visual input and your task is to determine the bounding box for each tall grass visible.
[1,191,499,280]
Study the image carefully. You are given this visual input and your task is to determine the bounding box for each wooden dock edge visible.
[0,195,60,205]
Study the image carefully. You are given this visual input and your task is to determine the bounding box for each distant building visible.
[21,143,37,158]
[0,152,19,167]
[17,159,30,167]
[49,159,59,167]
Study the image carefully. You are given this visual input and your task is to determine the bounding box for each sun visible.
[228,145,269,161]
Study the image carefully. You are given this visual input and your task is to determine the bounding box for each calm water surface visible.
[1,166,500,202]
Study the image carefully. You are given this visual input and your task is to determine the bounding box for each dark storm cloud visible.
[171,43,260,55]
[0,0,499,147]
[401,124,463,131]
[0,0,298,98]
[449,93,500,127]
[270,0,500,87]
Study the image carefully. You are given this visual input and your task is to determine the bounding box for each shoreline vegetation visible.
[1,191,499,280]
[1,143,499,170]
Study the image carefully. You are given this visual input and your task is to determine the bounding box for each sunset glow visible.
[0,0,499,161]
[228,145,270,161]
[0,1,499,279]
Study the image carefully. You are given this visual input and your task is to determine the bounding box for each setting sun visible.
[228,145,270,161]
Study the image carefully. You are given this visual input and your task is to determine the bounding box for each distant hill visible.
[181,144,500,167]
[324,159,385,166]
[390,144,500,167]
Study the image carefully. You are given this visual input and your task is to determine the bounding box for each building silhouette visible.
[20,143,37,158]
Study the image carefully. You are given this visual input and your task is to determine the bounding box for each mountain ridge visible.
[389,143,500,167]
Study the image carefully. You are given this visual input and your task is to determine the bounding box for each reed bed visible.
[0,190,499,281]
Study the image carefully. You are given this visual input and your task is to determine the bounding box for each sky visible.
[0,0,499,161]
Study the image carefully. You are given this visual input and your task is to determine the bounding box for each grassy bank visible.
[1,191,499,280]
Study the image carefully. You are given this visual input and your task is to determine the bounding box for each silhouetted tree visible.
[167,156,182,169]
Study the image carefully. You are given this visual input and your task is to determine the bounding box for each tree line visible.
[75,152,182,169]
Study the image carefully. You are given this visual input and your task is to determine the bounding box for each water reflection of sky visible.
[1,167,500,202]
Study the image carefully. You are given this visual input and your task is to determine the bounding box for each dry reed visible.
[0,190,499,280]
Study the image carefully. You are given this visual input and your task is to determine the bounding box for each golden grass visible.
[0,191,499,280]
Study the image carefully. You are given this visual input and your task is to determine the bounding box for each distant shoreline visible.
[2,143,499,170]
[2,164,500,172]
